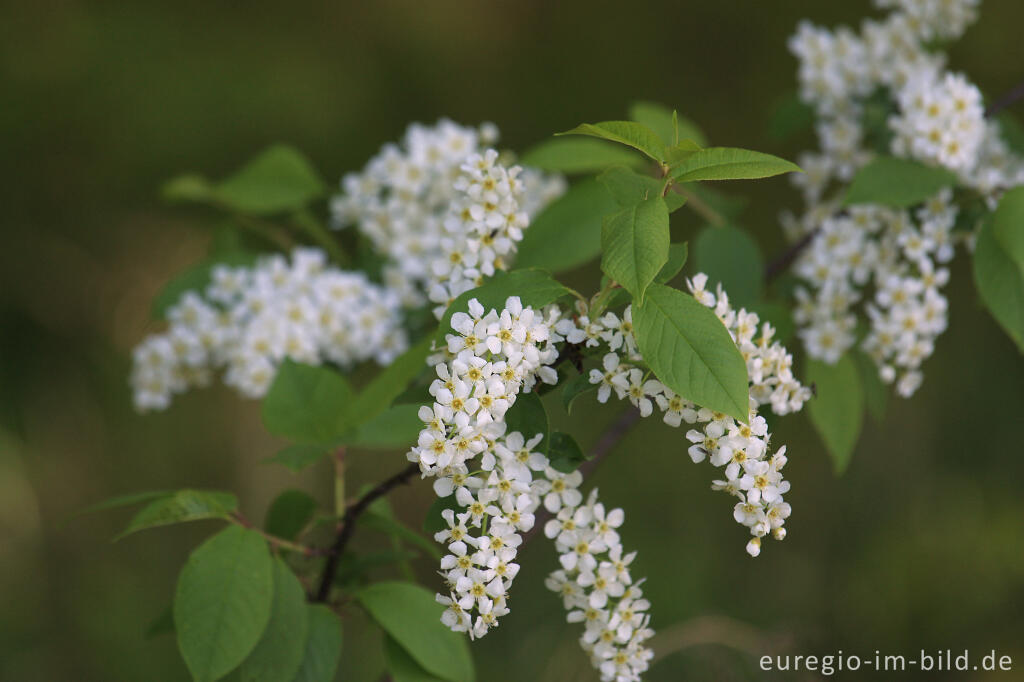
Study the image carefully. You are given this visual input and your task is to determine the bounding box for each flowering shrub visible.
[89,2,1024,681]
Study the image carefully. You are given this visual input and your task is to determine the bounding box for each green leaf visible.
[518,137,645,174]
[215,145,326,215]
[843,156,957,208]
[601,197,670,303]
[291,605,343,682]
[669,147,802,183]
[335,550,421,588]
[117,490,237,540]
[516,180,620,272]
[345,336,432,430]
[344,404,422,449]
[423,496,462,535]
[632,283,749,421]
[356,582,474,682]
[239,559,309,682]
[435,269,571,344]
[361,511,442,560]
[262,360,354,443]
[628,101,707,147]
[806,356,864,473]
[990,186,1024,275]
[265,443,335,473]
[767,92,815,142]
[691,225,764,308]
[163,174,214,203]
[748,301,795,345]
[974,206,1024,352]
[151,252,257,319]
[853,351,888,424]
[561,370,597,414]
[598,165,662,207]
[556,121,666,162]
[503,391,549,448]
[655,243,689,284]
[264,490,317,541]
[174,526,274,682]
[384,634,446,682]
[548,431,587,473]
[997,112,1024,156]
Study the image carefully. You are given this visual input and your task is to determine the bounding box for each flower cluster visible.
[783,0,1024,397]
[130,248,406,410]
[545,488,654,682]
[556,274,810,556]
[330,120,564,311]
[409,296,562,637]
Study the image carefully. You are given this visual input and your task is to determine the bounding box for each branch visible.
[311,462,420,602]
[764,227,819,283]
[986,78,1024,118]
[524,406,642,544]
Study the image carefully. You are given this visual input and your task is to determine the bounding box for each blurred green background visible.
[2,1,1023,680]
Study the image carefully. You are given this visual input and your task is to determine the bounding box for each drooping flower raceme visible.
[783,0,1024,397]
[556,273,811,556]
[130,248,406,410]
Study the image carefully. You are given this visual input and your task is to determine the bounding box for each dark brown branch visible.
[986,78,1024,118]
[311,462,420,602]
[524,407,642,544]
[764,227,820,283]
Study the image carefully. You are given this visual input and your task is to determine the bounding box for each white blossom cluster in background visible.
[409,296,655,680]
[330,120,565,312]
[130,248,406,411]
[555,274,811,558]
[783,0,1024,397]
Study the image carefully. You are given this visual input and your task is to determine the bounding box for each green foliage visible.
[356,582,474,682]
[561,370,597,414]
[434,269,571,343]
[806,356,864,473]
[264,490,317,541]
[384,634,446,682]
[174,526,274,682]
[117,490,237,539]
[974,198,1024,353]
[548,431,587,473]
[518,137,646,173]
[291,605,343,682]
[599,165,663,206]
[632,283,750,421]
[503,391,549,447]
[990,186,1024,275]
[266,443,335,472]
[422,496,462,535]
[77,490,173,516]
[668,147,802,183]
[691,224,764,308]
[843,156,957,208]
[345,404,423,449]
[655,243,689,284]
[628,101,708,147]
[262,360,354,443]
[516,179,621,272]
[601,196,670,303]
[145,607,175,639]
[557,121,666,162]
[164,145,326,216]
[238,559,309,682]
[344,337,432,429]
[360,511,442,560]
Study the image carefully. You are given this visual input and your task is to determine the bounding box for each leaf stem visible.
[672,185,726,226]
[229,512,323,556]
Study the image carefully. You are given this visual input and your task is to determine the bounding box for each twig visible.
[672,185,726,226]
[524,407,643,544]
[985,78,1024,118]
[229,512,323,557]
[764,227,820,283]
[311,462,420,602]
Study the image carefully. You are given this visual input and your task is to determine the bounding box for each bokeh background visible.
[2,1,1023,680]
